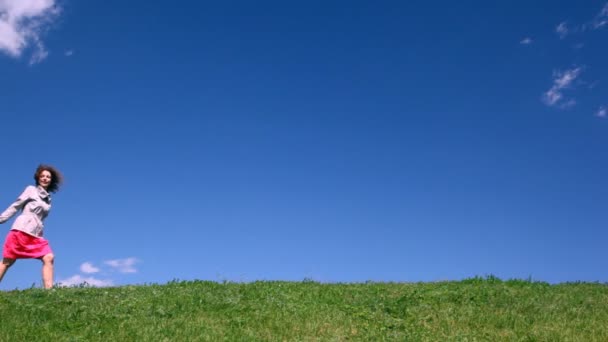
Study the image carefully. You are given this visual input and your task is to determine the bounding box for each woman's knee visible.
[42,253,54,264]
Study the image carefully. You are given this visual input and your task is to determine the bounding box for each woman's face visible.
[38,170,52,189]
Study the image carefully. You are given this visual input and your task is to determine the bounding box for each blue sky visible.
[0,0,607,289]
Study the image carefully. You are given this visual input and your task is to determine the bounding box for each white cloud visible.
[28,35,46,64]
[58,275,114,287]
[543,88,562,106]
[601,2,608,16]
[544,4,605,115]
[572,3,608,32]
[58,257,142,287]
[550,3,608,40]
[591,3,608,29]
[542,67,583,108]
[520,37,533,45]
[554,67,582,88]
[556,21,569,38]
[64,49,73,56]
[105,257,139,274]
[0,0,60,63]
[80,262,100,274]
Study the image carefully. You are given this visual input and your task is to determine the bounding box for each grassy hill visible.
[0,277,606,341]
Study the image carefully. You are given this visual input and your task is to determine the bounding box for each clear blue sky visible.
[1,0,607,289]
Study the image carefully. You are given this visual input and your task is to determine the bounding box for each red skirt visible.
[2,230,53,259]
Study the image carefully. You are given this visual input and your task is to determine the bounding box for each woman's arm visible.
[0,186,34,224]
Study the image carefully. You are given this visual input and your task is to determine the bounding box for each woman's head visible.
[34,164,64,193]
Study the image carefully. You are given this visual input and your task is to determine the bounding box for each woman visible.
[0,165,63,289]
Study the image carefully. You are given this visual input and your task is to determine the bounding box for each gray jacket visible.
[0,185,52,238]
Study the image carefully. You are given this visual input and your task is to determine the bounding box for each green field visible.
[1,277,606,341]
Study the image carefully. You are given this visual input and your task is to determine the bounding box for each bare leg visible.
[0,258,16,283]
[41,253,54,289]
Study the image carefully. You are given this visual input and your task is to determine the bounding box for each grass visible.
[0,276,607,341]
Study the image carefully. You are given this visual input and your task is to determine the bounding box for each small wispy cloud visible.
[58,275,114,287]
[520,37,533,45]
[0,0,61,64]
[572,42,585,50]
[538,4,606,117]
[542,67,583,108]
[556,21,569,39]
[64,49,73,56]
[590,2,608,29]
[554,67,582,88]
[560,99,577,109]
[105,257,139,274]
[560,3,608,33]
[80,262,100,274]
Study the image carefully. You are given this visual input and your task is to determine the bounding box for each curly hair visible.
[34,164,64,193]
